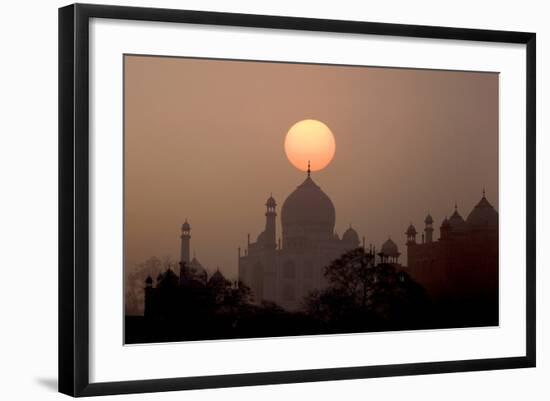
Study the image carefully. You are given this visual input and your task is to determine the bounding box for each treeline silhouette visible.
[125,248,497,344]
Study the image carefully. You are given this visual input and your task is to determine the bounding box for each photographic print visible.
[123,55,499,344]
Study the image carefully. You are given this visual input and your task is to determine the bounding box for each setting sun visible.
[284,119,336,172]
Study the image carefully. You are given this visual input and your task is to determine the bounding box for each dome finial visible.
[307,160,311,177]
[483,187,486,198]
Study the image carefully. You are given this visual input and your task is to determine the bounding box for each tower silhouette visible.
[180,219,191,264]
[406,223,417,245]
[264,194,277,250]
[424,213,434,243]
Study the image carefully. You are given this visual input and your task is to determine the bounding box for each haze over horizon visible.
[124,55,498,279]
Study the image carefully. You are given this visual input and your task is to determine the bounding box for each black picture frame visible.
[59,3,536,397]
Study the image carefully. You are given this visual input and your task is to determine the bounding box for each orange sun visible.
[284,119,336,172]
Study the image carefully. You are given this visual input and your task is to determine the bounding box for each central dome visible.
[281,176,335,233]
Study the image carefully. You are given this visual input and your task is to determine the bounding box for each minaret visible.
[406,223,417,245]
[424,213,434,243]
[264,194,277,250]
[180,219,191,264]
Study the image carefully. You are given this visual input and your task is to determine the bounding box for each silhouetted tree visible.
[325,248,375,309]
[306,248,429,331]
[225,281,253,307]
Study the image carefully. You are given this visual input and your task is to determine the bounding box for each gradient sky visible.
[124,55,498,280]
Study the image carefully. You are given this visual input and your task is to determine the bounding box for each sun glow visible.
[284,119,336,172]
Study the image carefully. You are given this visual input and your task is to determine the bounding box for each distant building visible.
[143,219,234,318]
[238,167,366,310]
[404,191,498,303]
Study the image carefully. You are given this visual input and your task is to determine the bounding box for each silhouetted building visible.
[143,220,235,318]
[404,191,498,303]
[238,166,364,310]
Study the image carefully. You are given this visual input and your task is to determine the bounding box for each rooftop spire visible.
[307,160,311,177]
[483,187,486,197]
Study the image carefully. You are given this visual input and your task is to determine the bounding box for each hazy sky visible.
[124,55,498,279]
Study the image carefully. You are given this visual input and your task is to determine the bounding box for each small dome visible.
[440,217,450,229]
[466,194,498,230]
[448,208,467,231]
[145,275,153,284]
[190,257,207,276]
[406,223,417,235]
[209,268,230,286]
[158,269,178,288]
[181,219,191,231]
[342,226,360,246]
[281,177,335,233]
[381,237,399,256]
[424,213,433,224]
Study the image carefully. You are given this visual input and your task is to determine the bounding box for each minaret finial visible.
[307,160,311,177]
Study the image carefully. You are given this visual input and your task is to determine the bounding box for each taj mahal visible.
[238,165,367,310]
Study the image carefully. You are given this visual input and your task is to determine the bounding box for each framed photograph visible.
[59,3,536,397]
